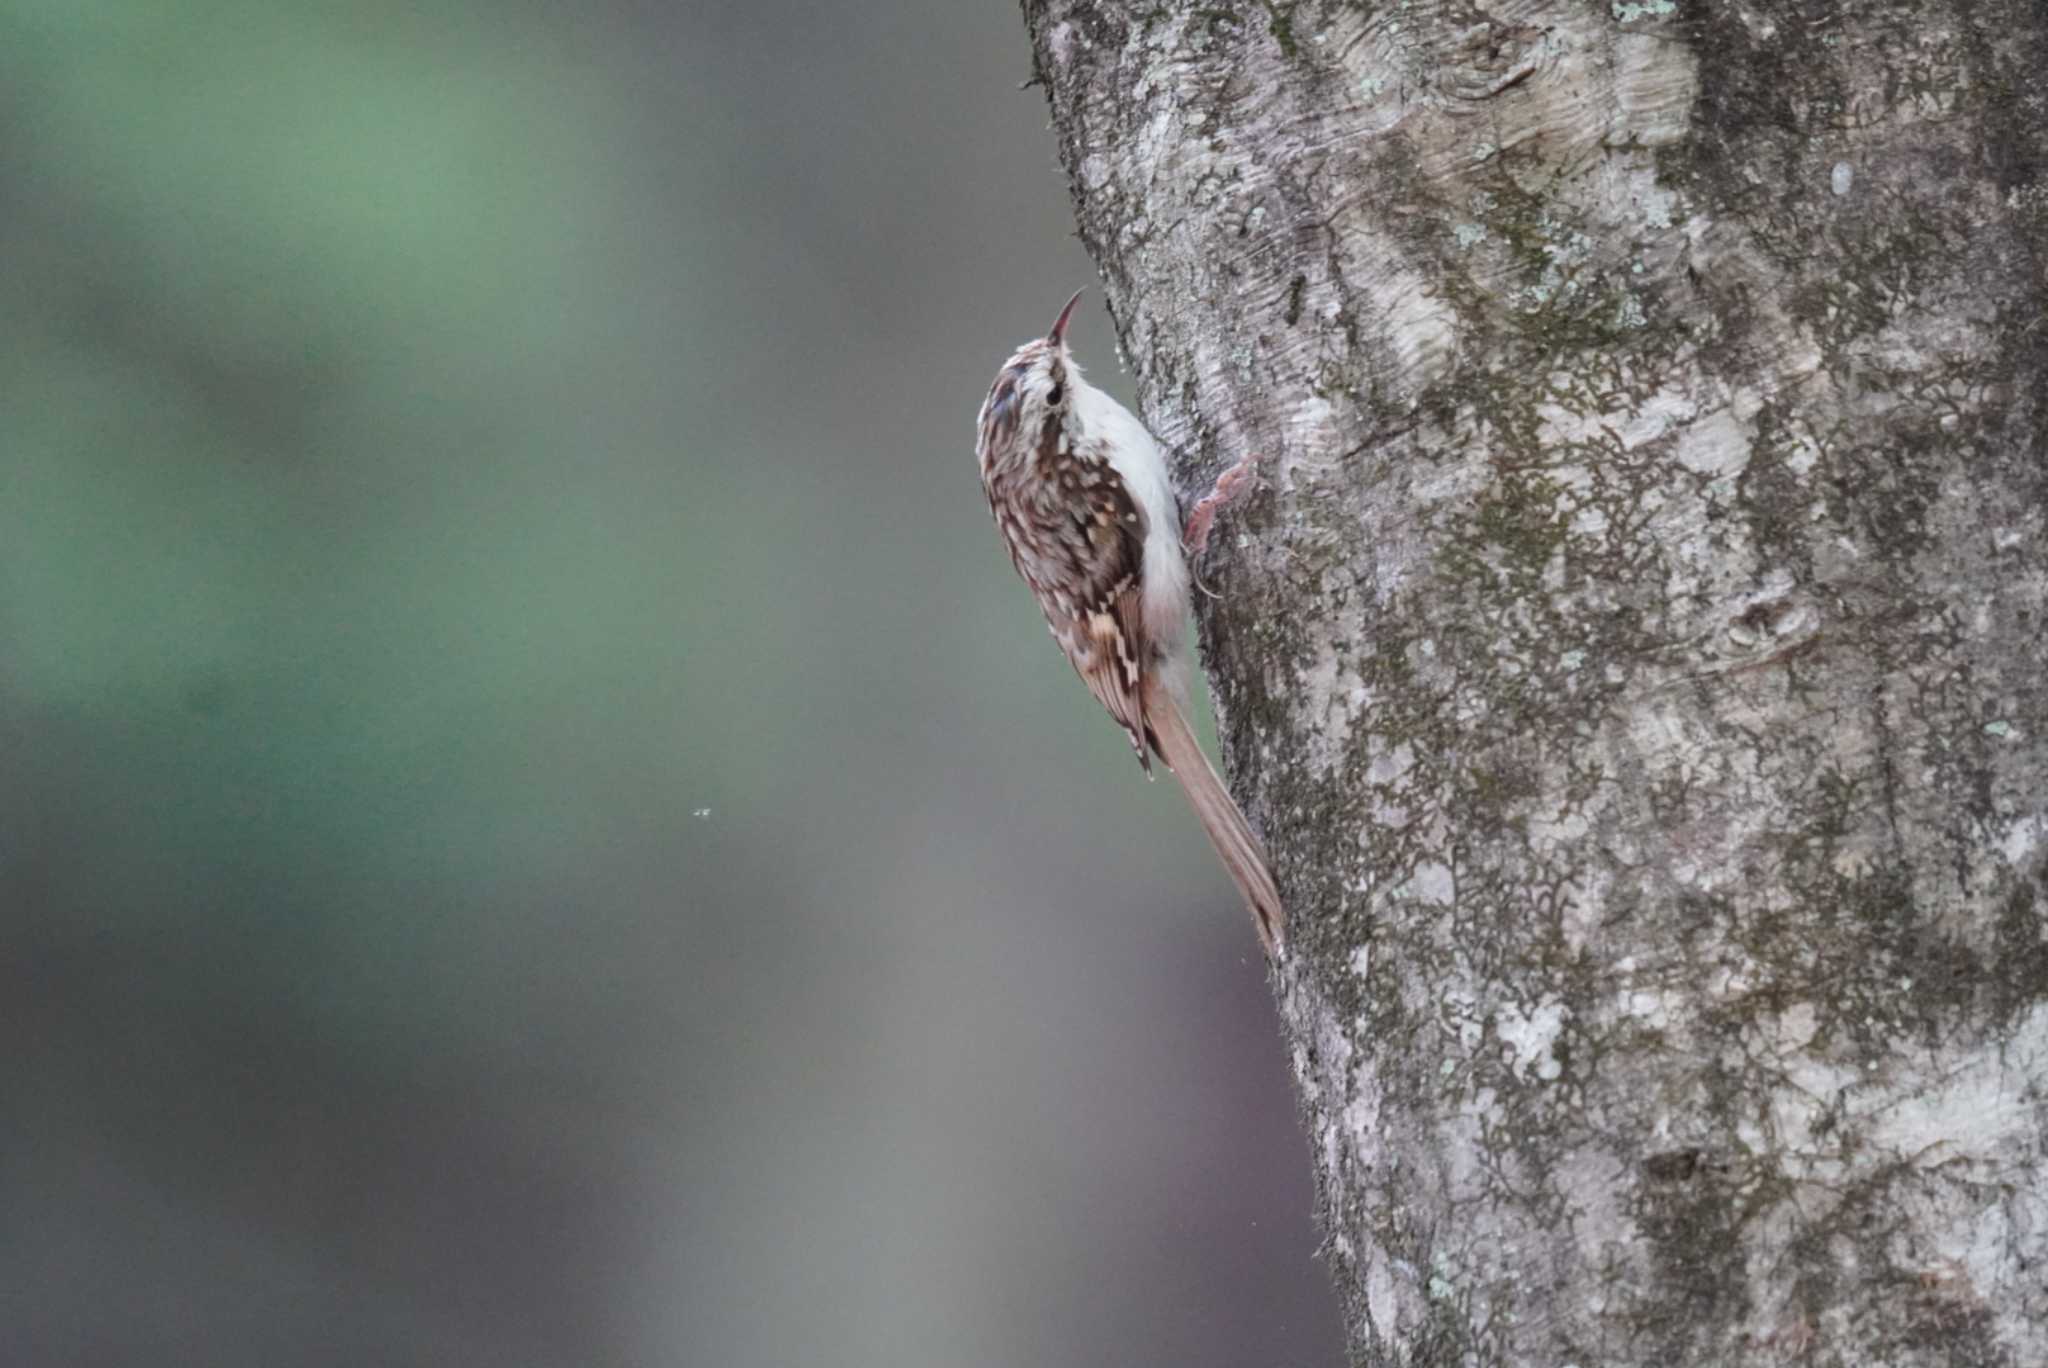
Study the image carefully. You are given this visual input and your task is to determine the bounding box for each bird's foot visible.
[1183,453,1263,596]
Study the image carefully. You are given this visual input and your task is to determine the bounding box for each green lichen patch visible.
[1257,0,1300,58]
[1987,879,2048,1029]
[1625,1144,1759,1359]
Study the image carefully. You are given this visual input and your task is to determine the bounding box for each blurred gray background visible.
[0,3,1341,1364]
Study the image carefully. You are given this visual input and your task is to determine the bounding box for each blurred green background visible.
[0,3,1339,1363]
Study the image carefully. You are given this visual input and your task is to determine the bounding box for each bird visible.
[974,289,1285,957]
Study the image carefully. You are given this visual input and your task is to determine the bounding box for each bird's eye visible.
[1047,384,1064,406]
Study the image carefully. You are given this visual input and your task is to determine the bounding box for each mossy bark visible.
[1021,2,2048,1363]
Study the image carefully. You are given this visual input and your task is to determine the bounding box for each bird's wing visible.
[1043,462,1154,773]
[983,442,1156,773]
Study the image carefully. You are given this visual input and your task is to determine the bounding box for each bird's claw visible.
[1183,453,1263,597]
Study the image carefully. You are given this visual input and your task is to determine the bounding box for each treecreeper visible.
[975,290,1283,957]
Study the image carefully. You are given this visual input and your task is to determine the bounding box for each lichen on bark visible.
[1022,1,2048,1363]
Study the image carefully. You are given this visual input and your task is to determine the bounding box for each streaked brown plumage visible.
[975,291,1285,957]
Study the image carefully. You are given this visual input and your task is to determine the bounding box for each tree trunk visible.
[1021,2,2048,1363]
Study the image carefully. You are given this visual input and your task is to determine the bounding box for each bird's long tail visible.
[1143,675,1285,958]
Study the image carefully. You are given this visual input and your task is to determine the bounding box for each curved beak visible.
[1048,288,1085,347]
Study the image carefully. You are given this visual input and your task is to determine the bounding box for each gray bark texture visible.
[1021,2,2048,1364]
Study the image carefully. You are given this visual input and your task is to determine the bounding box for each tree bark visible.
[1021,2,2048,1363]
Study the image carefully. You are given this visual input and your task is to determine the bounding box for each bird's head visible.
[976,289,1086,475]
